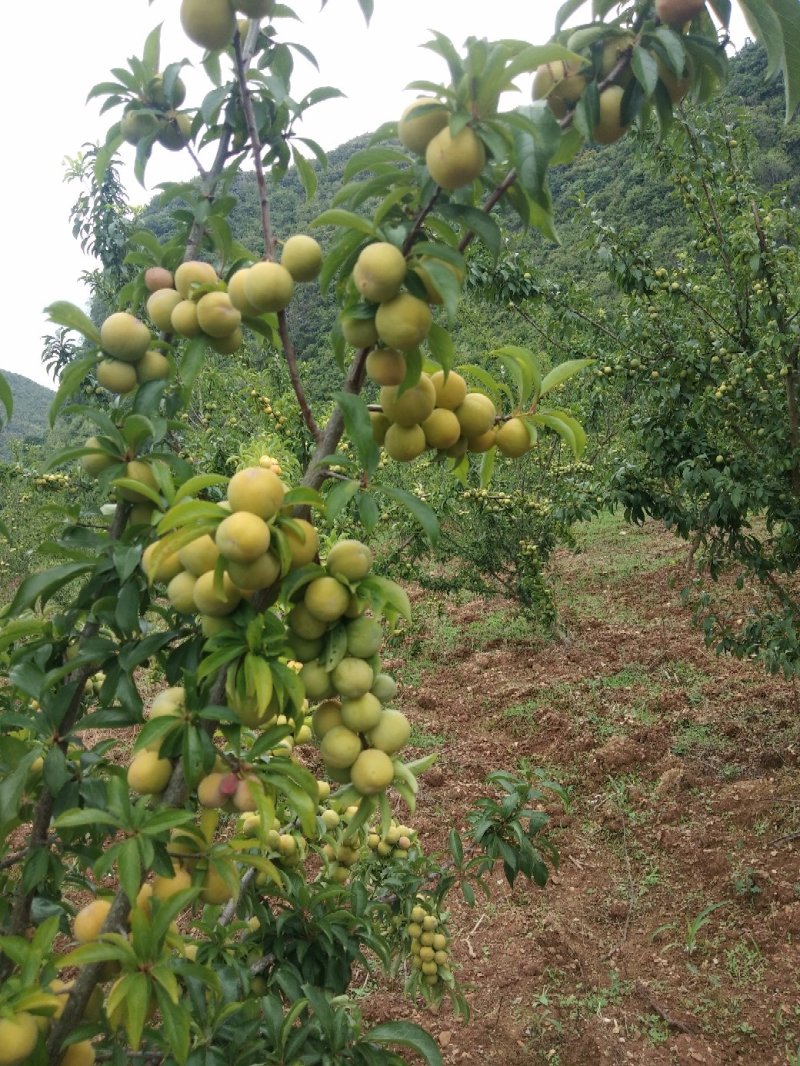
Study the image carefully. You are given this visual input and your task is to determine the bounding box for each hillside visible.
[0,372,55,458]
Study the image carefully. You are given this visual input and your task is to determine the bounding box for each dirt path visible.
[365,517,800,1066]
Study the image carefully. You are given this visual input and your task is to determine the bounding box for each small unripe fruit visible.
[137,349,171,383]
[384,423,427,462]
[80,435,116,477]
[227,269,261,316]
[74,899,112,943]
[350,748,395,795]
[375,293,432,350]
[157,111,193,151]
[304,576,350,622]
[196,291,242,337]
[281,235,323,281]
[216,511,271,563]
[180,0,237,50]
[320,725,363,768]
[326,539,373,581]
[495,417,532,457]
[145,267,175,293]
[175,260,219,298]
[100,312,151,363]
[179,533,220,576]
[128,750,172,794]
[312,700,344,739]
[289,602,328,640]
[97,358,138,394]
[147,288,183,331]
[381,374,436,426]
[121,107,159,144]
[170,299,202,337]
[594,86,628,145]
[331,657,374,698]
[283,518,319,567]
[345,616,382,658]
[192,570,242,616]
[371,672,398,703]
[353,242,407,303]
[366,347,407,386]
[300,661,334,700]
[227,551,281,591]
[147,73,187,108]
[366,709,410,754]
[426,125,486,190]
[341,692,383,732]
[422,408,461,450]
[430,369,467,410]
[455,392,496,437]
[398,97,449,154]
[370,411,391,444]
[209,327,243,354]
[244,261,294,312]
[118,460,159,504]
[227,466,286,519]
[341,312,379,348]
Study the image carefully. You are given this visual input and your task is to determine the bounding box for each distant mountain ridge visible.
[0,372,56,458]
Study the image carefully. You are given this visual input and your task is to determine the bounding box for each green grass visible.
[408,724,447,750]
[671,720,728,757]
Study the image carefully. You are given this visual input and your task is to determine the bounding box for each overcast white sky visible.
[1,0,749,390]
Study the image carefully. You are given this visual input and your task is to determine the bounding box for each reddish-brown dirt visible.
[363,518,800,1065]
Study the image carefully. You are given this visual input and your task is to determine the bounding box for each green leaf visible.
[0,372,12,423]
[367,1021,442,1066]
[292,145,318,201]
[531,408,587,458]
[112,477,163,508]
[631,45,659,96]
[117,839,142,906]
[539,357,594,397]
[479,446,496,489]
[439,204,501,257]
[49,354,99,427]
[143,22,161,72]
[770,0,800,120]
[491,345,540,408]
[344,146,409,181]
[325,478,359,521]
[359,575,411,623]
[180,336,207,400]
[378,485,439,545]
[45,301,102,344]
[336,391,380,477]
[357,491,379,531]
[426,321,455,374]
[8,562,93,615]
[157,499,225,533]
[55,808,124,830]
[174,473,228,500]
[312,209,377,237]
[737,0,785,82]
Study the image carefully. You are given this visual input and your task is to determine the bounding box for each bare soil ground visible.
[364,515,800,1066]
